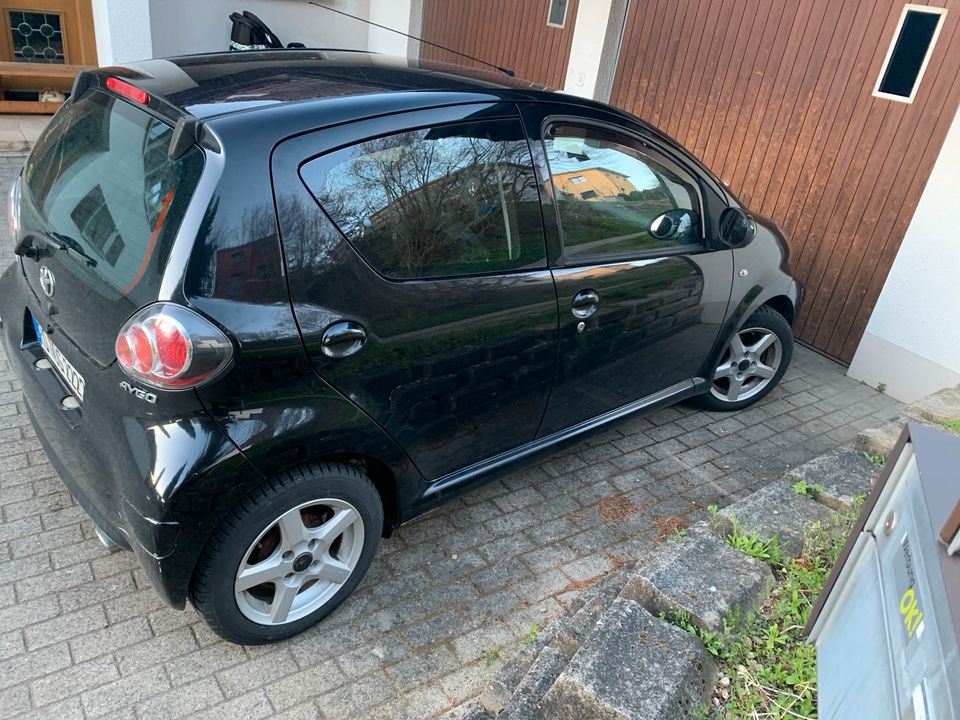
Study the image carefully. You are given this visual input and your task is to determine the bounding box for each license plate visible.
[32,316,86,403]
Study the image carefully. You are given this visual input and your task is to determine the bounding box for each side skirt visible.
[405,377,707,519]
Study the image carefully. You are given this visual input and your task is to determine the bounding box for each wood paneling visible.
[419,0,579,89]
[610,0,960,362]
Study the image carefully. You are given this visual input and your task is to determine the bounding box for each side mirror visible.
[717,207,756,249]
[649,209,694,241]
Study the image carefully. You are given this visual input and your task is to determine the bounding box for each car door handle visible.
[320,321,367,358]
[571,289,600,319]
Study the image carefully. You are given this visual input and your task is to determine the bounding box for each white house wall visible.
[848,106,960,402]
[148,0,372,60]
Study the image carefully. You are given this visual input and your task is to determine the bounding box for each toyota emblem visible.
[39,265,55,298]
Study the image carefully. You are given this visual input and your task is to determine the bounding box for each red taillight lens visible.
[114,303,232,391]
[152,317,189,375]
[128,325,154,372]
[114,333,133,369]
[105,76,149,105]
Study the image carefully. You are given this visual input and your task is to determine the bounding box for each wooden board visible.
[610,0,960,362]
[419,0,580,89]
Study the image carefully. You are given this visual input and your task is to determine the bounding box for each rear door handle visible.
[571,289,600,319]
[320,321,367,358]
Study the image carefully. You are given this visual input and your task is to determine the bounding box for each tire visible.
[190,461,382,644]
[697,305,793,412]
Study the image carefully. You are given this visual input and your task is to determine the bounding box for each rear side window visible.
[23,89,204,298]
[544,123,702,263]
[300,118,545,280]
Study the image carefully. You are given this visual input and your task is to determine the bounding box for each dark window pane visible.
[545,124,701,262]
[878,10,942,99]
[301,118,545,280]
[24,90,204,291]
[548,0,568,26]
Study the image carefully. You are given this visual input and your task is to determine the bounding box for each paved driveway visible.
[0,152,902,719]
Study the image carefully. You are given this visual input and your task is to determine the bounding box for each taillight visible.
[114,303,233,390]
[7,175,20,242]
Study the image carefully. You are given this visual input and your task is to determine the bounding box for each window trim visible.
[546,0,569,28]
[539,116,708,267]
[297,114,550,282]
[872,4,947,104]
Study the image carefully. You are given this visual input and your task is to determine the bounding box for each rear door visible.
[520,105,734,435]
[272,104,558,480]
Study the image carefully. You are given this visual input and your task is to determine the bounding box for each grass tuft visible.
[684,500,864,718]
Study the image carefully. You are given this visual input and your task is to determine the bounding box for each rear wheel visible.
[698,305,793,411]
[190,462,382,644]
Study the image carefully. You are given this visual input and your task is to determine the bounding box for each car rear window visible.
[23,89,204,302]
[299,118,546,280]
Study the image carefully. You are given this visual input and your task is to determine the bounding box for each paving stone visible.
[216,647,298,698]
[80,666,169,717]
[0,643,71,690]
[0,685,31,719]
[264,659,345,710]
[23,605,107,650]
[540,598,715,720]
[31,655,120,708]
[315,671,396,720]
[713,479,836,557]
[70,616,153,662]
[785,446,881,513]
[621,525,774,632]
[134,677,224,720]
[114,626,198,675]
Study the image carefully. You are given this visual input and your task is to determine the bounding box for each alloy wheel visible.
[234,498,365,625]
[709,326,782,404]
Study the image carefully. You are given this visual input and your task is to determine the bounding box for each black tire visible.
[190,462,382,644]
[697,305,793,412]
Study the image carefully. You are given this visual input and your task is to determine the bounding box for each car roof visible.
[104,49,565,121]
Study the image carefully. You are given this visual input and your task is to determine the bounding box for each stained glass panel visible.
[9,10,65,64]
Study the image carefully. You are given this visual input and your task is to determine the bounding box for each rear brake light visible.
[7,175,20,242]
[115,303,233,390]
[105,76,148,105]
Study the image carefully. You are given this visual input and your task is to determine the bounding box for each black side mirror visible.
[649,209,694,241]
[717,207,756,249]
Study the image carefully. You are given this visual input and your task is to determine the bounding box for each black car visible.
[0,50,800,644]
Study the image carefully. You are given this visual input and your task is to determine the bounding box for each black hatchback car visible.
[0,50,800,644]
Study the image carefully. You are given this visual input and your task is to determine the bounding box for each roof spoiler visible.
[71,69,221,160]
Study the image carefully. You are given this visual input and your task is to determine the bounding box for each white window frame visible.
[546,0,569,28]
[872,4,948,104]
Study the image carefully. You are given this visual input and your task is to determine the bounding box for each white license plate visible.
[33,317,86,403]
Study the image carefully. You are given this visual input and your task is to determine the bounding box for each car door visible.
[520,105,734,435]
[271,103,559,480]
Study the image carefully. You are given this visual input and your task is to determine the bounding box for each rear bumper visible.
[0,261,248,608]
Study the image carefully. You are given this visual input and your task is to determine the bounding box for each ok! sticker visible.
[897,535,925,640]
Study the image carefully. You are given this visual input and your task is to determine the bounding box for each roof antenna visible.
[305,1,516,77]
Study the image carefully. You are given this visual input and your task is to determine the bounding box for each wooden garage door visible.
[610,0,960,362]
[420,0,579,89]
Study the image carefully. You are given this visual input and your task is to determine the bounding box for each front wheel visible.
[190,462,383,644]
[698,305,793,411]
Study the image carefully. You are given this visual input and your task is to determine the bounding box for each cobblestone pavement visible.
[0,152,902,719]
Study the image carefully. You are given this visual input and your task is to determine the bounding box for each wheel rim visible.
[234,498,365,626]
[709,326,782,404]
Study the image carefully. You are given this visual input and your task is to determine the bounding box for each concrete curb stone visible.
[712,479,835,557]
[621,524,774,633]
[539,598,716,720]
[785,446,880,513]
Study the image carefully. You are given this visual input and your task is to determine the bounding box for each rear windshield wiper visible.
[16,232,98,267]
